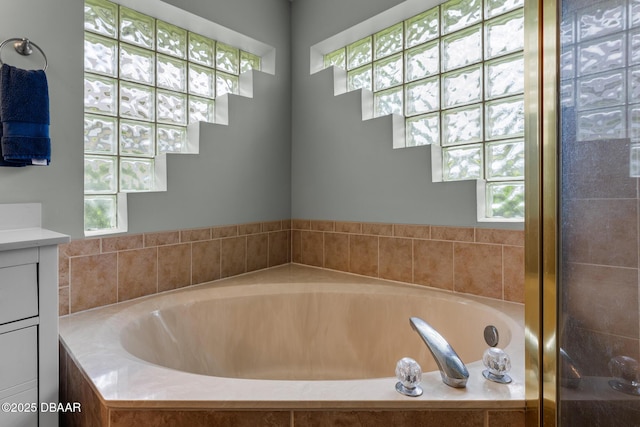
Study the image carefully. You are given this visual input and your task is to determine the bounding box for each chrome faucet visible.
[409,317,469,388]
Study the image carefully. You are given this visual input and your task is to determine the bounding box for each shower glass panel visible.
[559,0,640,424]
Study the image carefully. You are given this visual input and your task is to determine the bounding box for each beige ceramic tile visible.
[566,326,640,377]
[61,239,101,257]
[310,220,335,231]
[488,410,526,427]
[70,253,117,313]
[58,346,69,424]
[293,410,485,427]
[291,230,302,263]
[268,231,290,267]
[58,242,71,258]
[431,226,475,242]
[211,225,238,238]
[453,242,502,299]
[560,399,640,426]
[563,138,637,200]
[110,410,291,427]
[181,228,212,242]
[144,231,180,247]
[262,220,283,232]
[158,244,192,292]
[300,231,323,267]
[63,355,109,427]
[335,221,362,234]
[239,222,262,235]
[379,237,412,283]
[413,239,454,291]
[393,224,430,239]
[59,248,70,287]
[564,198,638,268]
[102,234,144,253]
[562,200,590,265]
[475,228,524,246]
[292,219,311,230]
[361,222,393,236]
[324,232,349,272]
[109,410,206,427]
[221,237,247,278]
[349,235,378,277]
[503,246,524,303]
[59,286,70,316]
[118,248,158,302]
[192,240,221,284]
[247,234,269,272]
[59,222,526,313]
[59,345,68,406]
[564,262,639,338]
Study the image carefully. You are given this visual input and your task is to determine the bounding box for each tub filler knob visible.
[482,325,512,384]
[395,357,423,397]
[608,355,640,396]
[482,347,512,384]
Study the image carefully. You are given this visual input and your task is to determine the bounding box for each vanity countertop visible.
[0,227,69,251]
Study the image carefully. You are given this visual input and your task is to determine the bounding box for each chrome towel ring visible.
[0,38,48,71]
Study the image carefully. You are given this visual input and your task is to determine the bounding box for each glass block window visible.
[84,0,262,232]
[323,0,525,220]
[560,0,640,144]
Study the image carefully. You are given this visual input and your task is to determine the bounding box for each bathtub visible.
[59,264,524,415]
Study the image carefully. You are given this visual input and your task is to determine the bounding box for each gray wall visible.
[0,0,291,239]
[131,0,292,234]
[290,0,523,229]
[0,0,84,237]
[0,0,521,240]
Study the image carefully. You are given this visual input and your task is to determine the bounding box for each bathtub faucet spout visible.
[409,317,469,388]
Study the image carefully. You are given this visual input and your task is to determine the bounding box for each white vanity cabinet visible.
[0,204,69,427]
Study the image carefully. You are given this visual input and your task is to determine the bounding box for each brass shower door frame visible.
[524,0,559,425]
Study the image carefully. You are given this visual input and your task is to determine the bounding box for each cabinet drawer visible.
[0,248,37,269]
[0,264,38,325]
[0,386,38,427]
[0,327,37,393]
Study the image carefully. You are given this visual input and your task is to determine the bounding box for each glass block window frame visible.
[84,0,261,233]
[323,0,525,220]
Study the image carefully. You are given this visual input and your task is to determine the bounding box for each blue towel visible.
[0,64,50,166]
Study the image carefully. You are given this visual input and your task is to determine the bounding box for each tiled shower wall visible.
[562,138,640,377]
[58,219,524,316]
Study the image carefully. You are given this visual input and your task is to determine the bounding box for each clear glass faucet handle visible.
[482,347,512,384]
[395,357,423,397]
[609,355,639,386]
[608,356,640,396]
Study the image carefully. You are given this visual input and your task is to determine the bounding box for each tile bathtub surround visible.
[58,220,291,315]
[58,219,522,316]
[292,220,524,303]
